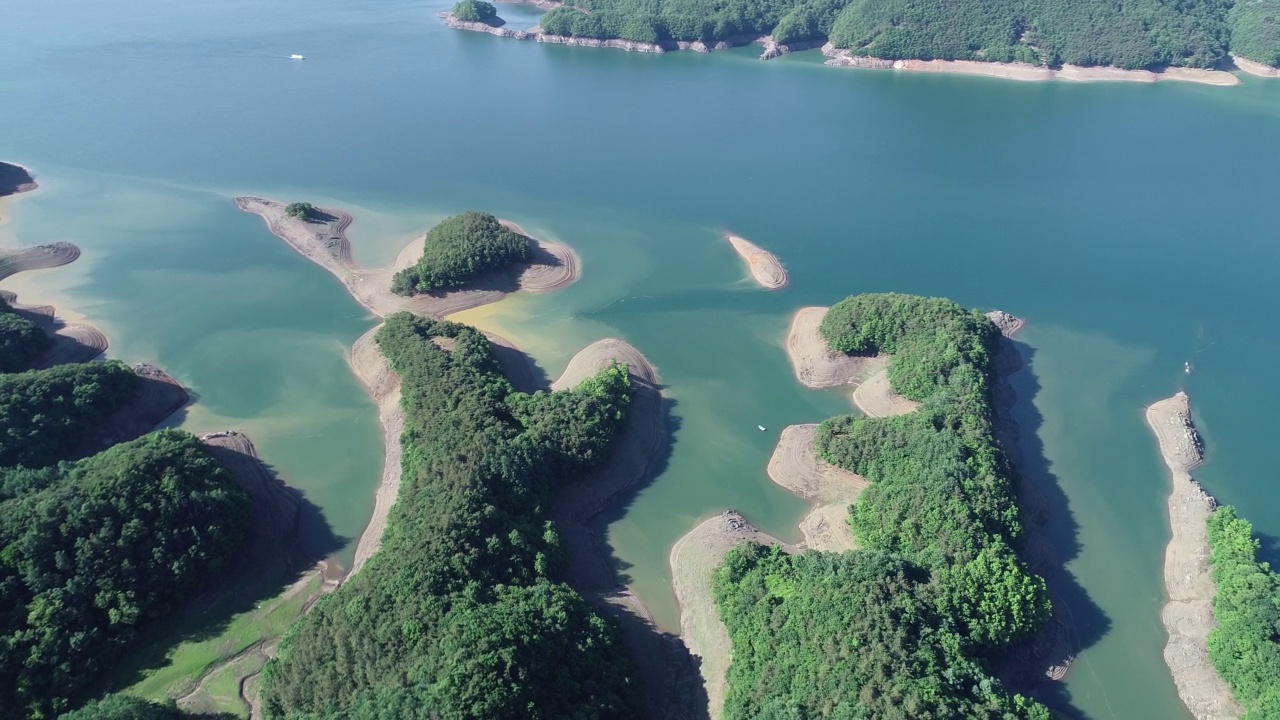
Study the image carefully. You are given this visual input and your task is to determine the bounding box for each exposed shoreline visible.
[1147,392,1242,719]
[0,161,39,198]
[438,14,1262,85]
[235,196,579,320]
[784,306,885,389]
[725,233,788,290]
[346,326,405,577]
[766,423,865,551]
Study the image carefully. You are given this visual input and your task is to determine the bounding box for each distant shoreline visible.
[0,161,39,198]
[441,13,1277,86]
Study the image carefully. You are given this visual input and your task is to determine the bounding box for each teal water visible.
[3,0,1280,716]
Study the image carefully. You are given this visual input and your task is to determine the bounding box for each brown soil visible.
[236,196,579,320]
[784,307,886,389]
[1232,54,1280,77]
[767,424,866,552]
[851,369,919,417]
[4,290,110,368]
[1148,393,1242,719]
[725,233,788,290]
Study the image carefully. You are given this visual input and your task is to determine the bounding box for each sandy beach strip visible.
[0,241,81,283]
[670,512,796,720]
[821,45,1241,85]
[784,307,887,389]
[1147,392,1242,720]
[0,161,38,198]
[725,233,788,290]
[1232,54,1280,77]
[236,197,579,320]
[767,423,867,551]
[851,369,919,418]
[347,325,406,577]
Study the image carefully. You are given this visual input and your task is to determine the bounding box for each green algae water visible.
[4,0,1280,716]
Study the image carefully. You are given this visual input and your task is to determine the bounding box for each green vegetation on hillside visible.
[712,293,1050,717]
[533,0,1279,70]
[59,693,227,720]
[453,0,498,23]
[0,297,50,372]
[391,212,530,296]
[1205,505,1280,718]
[0,361,137,468]
[284,202,315,220]
[260,313,638,719]
[1,430,252,717]
[1231,0,1280,65]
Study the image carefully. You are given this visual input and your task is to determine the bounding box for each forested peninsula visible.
[710,294,1053,717]
[446,0,1280,77]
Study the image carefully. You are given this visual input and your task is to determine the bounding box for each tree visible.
[453,0,498,23]
[285,202,315,220]
[390,211,530,296]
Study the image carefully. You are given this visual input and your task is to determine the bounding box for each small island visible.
[0,161,38,198]
[392,211,532,295]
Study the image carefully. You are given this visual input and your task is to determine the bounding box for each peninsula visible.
[440,0,1279,84]
[0,161,38,198]
[1147,392,1244,719]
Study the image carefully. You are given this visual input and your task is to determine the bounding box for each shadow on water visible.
[90,447,341,706]
[1255,531,1280,570]
[1005,341,1111,715]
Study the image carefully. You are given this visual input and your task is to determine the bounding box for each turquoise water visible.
[3,0,1280,716]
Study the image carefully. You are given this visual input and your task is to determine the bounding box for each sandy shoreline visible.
[346,326,405,576]
[236,197,579,320]
[725,233,788,290]
[784,306,886,389]
[766,424,865,551]
[1147,393,1241,719]
[669,512,795,720]
[1231,54,1280,77]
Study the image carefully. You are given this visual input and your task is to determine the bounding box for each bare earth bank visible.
[725,233,788,290]
[1147,392,1242,720]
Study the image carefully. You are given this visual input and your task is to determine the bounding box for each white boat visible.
[758,425,766,432]
[290,54,305,60]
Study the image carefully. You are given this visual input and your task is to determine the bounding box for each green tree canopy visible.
[453,0,499,22]
[285,202,315,219]
[0,361,138,468]
[0,297,50,372]
[391,212,531,296]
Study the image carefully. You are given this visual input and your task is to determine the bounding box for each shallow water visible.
[3,0,1280,716]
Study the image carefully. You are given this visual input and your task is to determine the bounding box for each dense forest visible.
[1205,505,1280,718]
[0,361,138,468]
[58,694,223,720]
[533,0,1279,69]
[391,212,530,296]
[259,313,639,719]
[712,293,1051,717]
[1,430,251,717]
[0,297,50,372]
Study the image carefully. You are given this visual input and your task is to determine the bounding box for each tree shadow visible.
[1255,531,1280,570]
[90,438,341,704]
[997,340,1112,708]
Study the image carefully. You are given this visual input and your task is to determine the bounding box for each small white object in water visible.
[1185,362,1192,374]
[290,54,305,60]
[758,425,766,432]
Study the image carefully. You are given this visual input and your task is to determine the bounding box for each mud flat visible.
[669,512,796,720]
[0,161,38,198]
[784,306,886,389]
[1148,392,1242,720]
[766,423,867,551]
[725,233,788,290]
[236,197,578,320]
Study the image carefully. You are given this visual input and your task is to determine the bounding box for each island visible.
[1149,392,1280,719]
[725,233,788,290]
[441,0,1280,83]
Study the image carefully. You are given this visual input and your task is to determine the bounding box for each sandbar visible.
[0,241,81,283]
[1232,54,1280,77]
[784,306,886,389]
[236,196,579,320]
[669,512,795,720]
[1147,392,1242,719]
[726,233,788,290]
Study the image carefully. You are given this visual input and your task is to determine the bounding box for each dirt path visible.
[236,196,579,320]
[784,307,886,389]
[725,233,788,290]
[1148,393,1242,720]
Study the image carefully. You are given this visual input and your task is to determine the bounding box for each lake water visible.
[3,0,1279,717]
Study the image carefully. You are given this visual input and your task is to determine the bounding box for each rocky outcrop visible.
[439,12,533,39]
